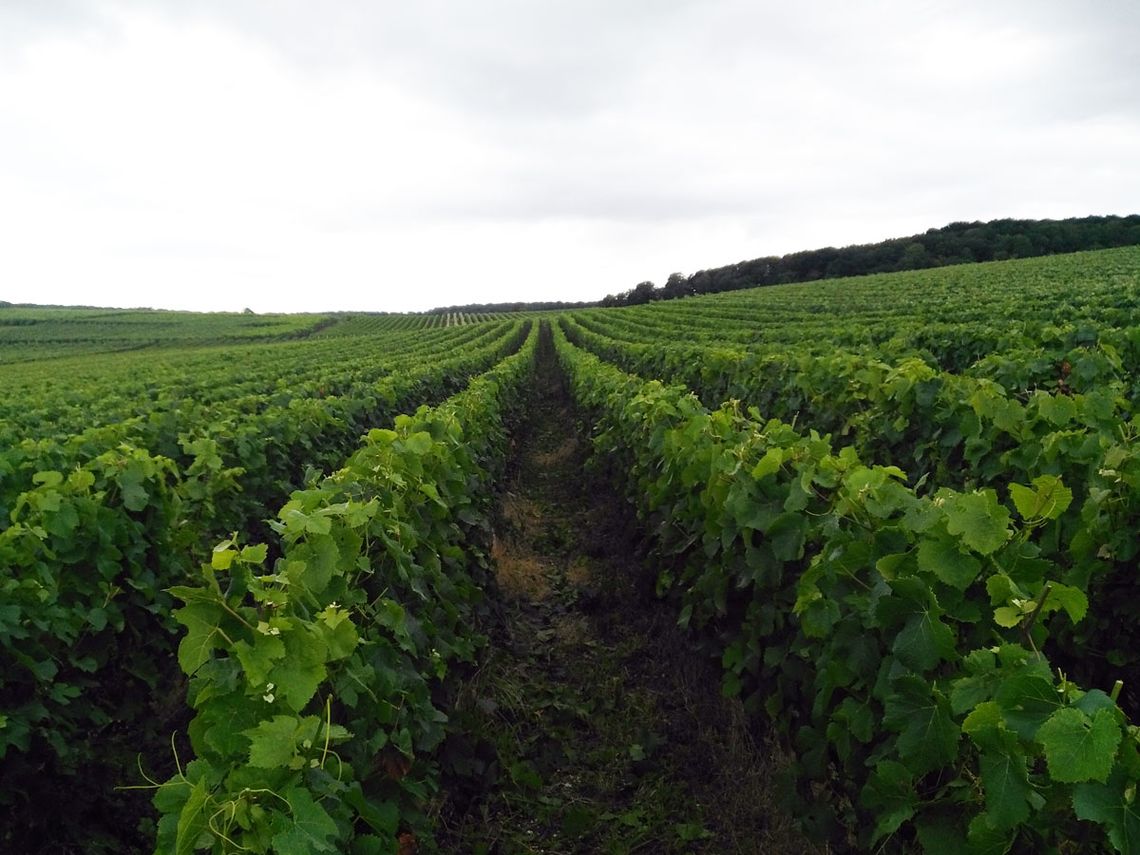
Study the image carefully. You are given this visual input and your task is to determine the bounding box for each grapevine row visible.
[0,321,531,851]
[155,324,540,853]
[553,322,1140,852]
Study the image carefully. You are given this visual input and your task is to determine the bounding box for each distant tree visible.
[896,242,930,270]
[626,281,658,305]
[661,272,690,299]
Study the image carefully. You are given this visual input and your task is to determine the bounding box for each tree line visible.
[598,214,1140,307]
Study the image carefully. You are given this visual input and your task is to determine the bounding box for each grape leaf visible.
[1037,707,1120,784]
[966,813,1015,855]
[288,533,339,595]
[883,676,960,774]
[271,787,340,854]
[943,491,1010,555]
[861,760,916,843]
[751,447,783,480]
[174,778,212,855]
[270,628,328,712]
[403,431,434,456]
[994,673,1061,741]
[1009,475,1073,521]
[980,748,1032,830]
[917,535,982,590]
[234,633,286,688]
[198,693,262,757]
[893,607,955,672]
[1073,775,1140,855]
[243,715,319,769]
[1044,582,1088,624]
[172,602,225,675]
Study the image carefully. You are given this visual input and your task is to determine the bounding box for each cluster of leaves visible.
[154,326,538,853]
[0,321,530,851]
[562,315,1140,703]
[553,323,1140,853]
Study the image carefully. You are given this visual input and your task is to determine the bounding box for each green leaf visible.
[1073,775,1140,855]
[88,606,108,632]
[173,602,225,675]
[1008,475,1072,521]
[243,715,319,769]
[241,543,269,563]
[174,778,212,855]
[962,701,1006,751]
[271,787,340,854]
[1008,484,1038,520]
[918,535,982,590]
[121,480,149,512]
[893,606,955,672]
[403,431,434,455]
[1046,582,1088,624]
[751,447,783,480]
[951,651,1002,714]
[304,513,332,535]
[943,490,1011,555]
[344,784,399,837]
[351,835,389,855]
[980,748,1032,830]
[33,470,64,487]
[993,606,1022,628]
[211,544,236,571]
[316,611,358,660]
[234,633,286,688]
[914,811,968,855]
[861,760,917,843]
[883,675,960,775]
[269,628,328,712]
[768,512,807,561]
[1035,392,1077,426]
[1037,707,1121,783]
[289,533,339,595]
[966,813,1015,855]
[995,673,1061,741]
[197,693,263,757]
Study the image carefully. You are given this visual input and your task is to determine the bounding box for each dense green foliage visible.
[553,248,1140,852]
[4,243,1140,852]
[565,248,1140,715]
[553,322,1140,851]
[155,325,538,853]
[0,316,530,851]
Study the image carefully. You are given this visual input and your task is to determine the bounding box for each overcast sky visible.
[1,1,1138,313]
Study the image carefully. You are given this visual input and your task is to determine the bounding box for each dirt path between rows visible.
[435,327,815,854]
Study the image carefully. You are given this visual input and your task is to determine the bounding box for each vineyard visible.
[3,245,1140,853]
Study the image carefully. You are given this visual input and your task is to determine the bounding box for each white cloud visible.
[1,0,1137,311]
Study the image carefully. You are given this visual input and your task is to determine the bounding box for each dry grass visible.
[565,556,591,588]
[530,435,579,468]
[492,535,552,600]
[501,492,542,533]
